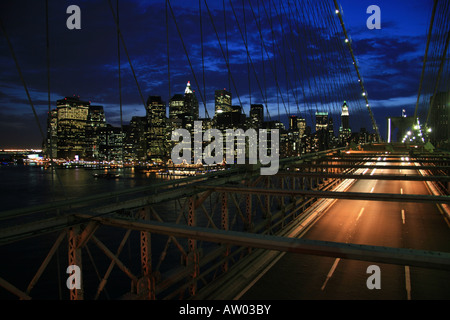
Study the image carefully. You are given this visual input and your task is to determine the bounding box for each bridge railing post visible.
[221,192,229,273]
[187,196,199,297]
[265,177,272,232]
[138,206,155,300]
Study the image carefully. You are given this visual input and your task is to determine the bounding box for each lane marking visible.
[321,258,340,291]
[370,168,377,176]
[400,188,403,195]
[370,187,374,193]
[401,209,405,224]
[405,266,411,300]
[357,207,365,221]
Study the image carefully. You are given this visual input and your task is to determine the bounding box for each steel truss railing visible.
[1,148,449,300]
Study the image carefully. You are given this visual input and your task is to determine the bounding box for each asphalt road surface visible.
[241,158,450,300]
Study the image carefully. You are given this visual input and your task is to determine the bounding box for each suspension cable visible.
[166,0,209,118]
[107,0,146,109]
[413,0,438,123]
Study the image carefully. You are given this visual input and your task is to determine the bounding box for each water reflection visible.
[0,166,175,211]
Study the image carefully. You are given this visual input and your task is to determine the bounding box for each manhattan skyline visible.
[0,0,441,148]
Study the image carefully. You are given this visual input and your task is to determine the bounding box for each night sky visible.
[0,0,434,148]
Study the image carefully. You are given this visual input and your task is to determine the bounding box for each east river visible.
[0,165,178,299]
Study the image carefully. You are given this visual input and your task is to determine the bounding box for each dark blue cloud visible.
[0,0,435,148]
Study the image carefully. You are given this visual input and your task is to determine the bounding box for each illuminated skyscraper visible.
[249,104,264,129]
[328,116,336,148]
[169,93,185,129]
[297,117,306,137]
[184,81,199,122]
[128,116,148,161]
[289,115,298,131]
[169,82,199,132]
[44,109,58,159]
[341,101,350,130]
[215,89,232,116]
[56,96,90,159]
[315,112,328,132]
[98,125,124,162]
[287,115,300,157]
[315,112,329,151]
[146,96,167,161]
[85,105,106,159]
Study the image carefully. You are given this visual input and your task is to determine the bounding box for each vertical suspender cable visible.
[166,0,171,111]
[200,0,207,117]
[228,0,269,117]
[0,19,45,138]
[413,0,437,124]
[167,0,209,118]
[45,0,63,300]
[107,0,146,110]
[426,27,450,126]
[224,0,230,98]
[333,0,380,141]
[117,0,124,167]
[242,0,251,108]
[258,0,268,111]
[117,0,122,129]
[203,0,244,113]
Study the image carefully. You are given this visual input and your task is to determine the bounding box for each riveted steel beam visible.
[196,185,450,204]
[77,215,450,271]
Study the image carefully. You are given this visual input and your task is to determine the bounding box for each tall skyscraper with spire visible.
[341,101,350,130]
[184,81,199,123]
[339,101,351,145]
[169,81,199,132]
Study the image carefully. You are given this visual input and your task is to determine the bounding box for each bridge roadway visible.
[240,158,450,300]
